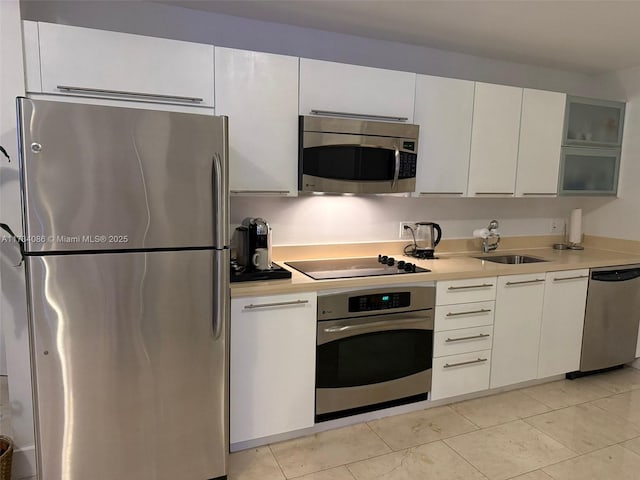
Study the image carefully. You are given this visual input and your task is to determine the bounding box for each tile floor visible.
[230,367,640,480]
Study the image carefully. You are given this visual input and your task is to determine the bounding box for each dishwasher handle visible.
[591,267,640,282]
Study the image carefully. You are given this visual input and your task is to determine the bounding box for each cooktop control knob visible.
[386,257,395,266]
[380,255,388,263]
[397,260,406,269]
[404,262,415,272]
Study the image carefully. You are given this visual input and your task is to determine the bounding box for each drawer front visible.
[435,301,495,331]
[431,350,492,401]
[436,277,497,305]
[434,326,493,357]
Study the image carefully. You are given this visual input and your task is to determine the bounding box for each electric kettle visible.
[414,222,442,259]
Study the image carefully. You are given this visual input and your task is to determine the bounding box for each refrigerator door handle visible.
[212,152,225,249]
[213,249,229,340]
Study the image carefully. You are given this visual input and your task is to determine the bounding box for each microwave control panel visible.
[398,152,417,179]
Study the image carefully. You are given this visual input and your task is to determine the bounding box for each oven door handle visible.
[323,317,424,333]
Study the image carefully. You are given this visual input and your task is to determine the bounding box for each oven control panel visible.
[348,292,411,312]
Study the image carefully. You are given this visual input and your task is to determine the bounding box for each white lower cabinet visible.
[491,274,546,388]
[432,279,497,401]
[230,292,317,444]
[538,269,589,378]
[432,350,492,400]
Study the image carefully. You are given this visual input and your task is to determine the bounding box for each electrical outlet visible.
[551,218,565,234]
[399,221,417,239]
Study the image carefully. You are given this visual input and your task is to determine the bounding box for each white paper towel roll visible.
[569,208,582,244]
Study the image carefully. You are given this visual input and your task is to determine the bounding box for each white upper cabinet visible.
[468,83,523,197]
[35,22,214,107]
[516,89,566,197]
[413,75,475,197]
[215,47,299,196]
[299,58,416,122]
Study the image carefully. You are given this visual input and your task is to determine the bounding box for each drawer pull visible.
[445,333,490,343]
[505,279,545,286]
[553,275,589,282]
[443,358,488,369]
[243,299,309,310]
[445,308,492,317]
[447,283,494,291]
[57,85,204,103]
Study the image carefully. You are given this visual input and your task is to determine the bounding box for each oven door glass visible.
[316,314,433,389]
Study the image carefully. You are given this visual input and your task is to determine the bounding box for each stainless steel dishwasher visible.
[577,264,640,374]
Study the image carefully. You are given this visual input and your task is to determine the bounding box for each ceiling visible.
[162,0,640,74]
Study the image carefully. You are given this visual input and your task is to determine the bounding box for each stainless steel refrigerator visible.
[16,97,229,480]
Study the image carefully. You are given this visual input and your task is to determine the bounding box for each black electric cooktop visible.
[285,255,430,280]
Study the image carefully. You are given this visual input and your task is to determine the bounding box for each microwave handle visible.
[392,146,400,189]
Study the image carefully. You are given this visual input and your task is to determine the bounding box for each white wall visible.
[581,68,640,242]
[231,196,601,246]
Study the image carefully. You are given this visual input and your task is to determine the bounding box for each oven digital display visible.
[348,292,411,312]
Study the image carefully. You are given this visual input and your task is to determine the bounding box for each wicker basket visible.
[0,435,13,480]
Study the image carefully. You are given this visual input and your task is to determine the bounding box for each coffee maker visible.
[234,217,272,271]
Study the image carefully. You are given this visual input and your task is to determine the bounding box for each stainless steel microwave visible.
[298,116,419,194]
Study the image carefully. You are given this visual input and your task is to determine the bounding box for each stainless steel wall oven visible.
[316,284,435,421]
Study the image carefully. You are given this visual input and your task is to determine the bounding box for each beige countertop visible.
[230,246,640,298]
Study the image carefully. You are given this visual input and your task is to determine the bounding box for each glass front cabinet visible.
[559,96,625,196]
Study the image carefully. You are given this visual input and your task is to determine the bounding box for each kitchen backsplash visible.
[230,195,608,246]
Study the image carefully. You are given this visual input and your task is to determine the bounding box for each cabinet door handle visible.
[445,308,492,317]
[474,192,514,196]
[445,333,491,343]
[230,190,290,195]
[447,283,494,290]
[443,358,488,368]
[310,109,408,122]
[521,192,557,197]
[419,192,464,196]
[57,85,204,103]
[243,299,309,310]
[553,275,589,281]
[505,279,545,286]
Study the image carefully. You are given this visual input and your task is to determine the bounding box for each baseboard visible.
[12,444,36,479]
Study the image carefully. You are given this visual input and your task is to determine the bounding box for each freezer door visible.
[26,249,228,480]
[17,98,229,252]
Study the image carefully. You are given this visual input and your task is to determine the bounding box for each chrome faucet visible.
[482,220,501,253]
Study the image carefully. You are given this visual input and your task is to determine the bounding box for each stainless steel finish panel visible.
[300,174,415,194]
[26,250,227,480]
[301,115,418,138]
[580,265,640,372]
[317,311,434,344]
[17,98,228,251]
[316,370,431,416]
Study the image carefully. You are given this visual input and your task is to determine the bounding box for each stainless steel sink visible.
[472,254,548,264]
